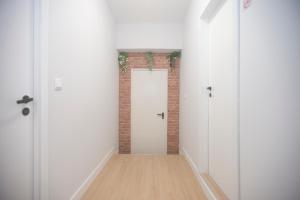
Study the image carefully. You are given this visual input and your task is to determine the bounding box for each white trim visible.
[33,1,40,199]
[70,147,117,200]
[33,0,49,199]
[201,0,227,22]
[180,148,217,200]
[207,12,212,176]
[234,0,241,199]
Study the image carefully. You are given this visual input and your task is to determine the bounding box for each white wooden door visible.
[0,0,34,199]
[208,0,238,199]
[131,69,168,154]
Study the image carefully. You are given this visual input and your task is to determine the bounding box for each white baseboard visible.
[180,147,217,200]
[70,147,117,200]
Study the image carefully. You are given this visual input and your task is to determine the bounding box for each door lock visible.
[17,95,33,116]
[22,107,30,116]
[206,86,212,98]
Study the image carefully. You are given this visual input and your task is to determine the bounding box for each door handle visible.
[16,95,33,104]
[157,112,165,119]
[206,86,212,98]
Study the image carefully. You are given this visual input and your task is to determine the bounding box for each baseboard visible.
[180,147,217,200]
[70,147,117,200]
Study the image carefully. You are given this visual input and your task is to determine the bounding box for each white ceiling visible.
[107,0,191,23]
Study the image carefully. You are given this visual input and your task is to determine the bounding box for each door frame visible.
[33,0,49,199]
[201,0,240,199]
[130,68,169,154]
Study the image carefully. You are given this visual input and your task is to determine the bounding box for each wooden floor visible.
[82,154,207,200]
[202,173,229,200]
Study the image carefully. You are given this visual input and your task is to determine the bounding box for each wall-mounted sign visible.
[243,0,252,9]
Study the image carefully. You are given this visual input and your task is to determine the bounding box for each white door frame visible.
[201,0,240,199]
[130,68,168,154]
[33,0,49,199]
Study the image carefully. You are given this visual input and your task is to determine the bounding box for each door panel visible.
[208,0,238,199]
[0,0,34,199]
[131,69,168,154]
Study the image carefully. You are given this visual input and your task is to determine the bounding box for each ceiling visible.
[107,0,191,23]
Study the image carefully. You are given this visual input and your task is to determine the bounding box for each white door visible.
[208,0,238,199]
[0,0,34,199]
[131,69,168,154]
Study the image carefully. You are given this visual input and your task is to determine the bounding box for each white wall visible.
[116,23,183,50]
[180,0,210,173]
[240,1,300,200]
[183,0,300,199]
[48,0,118,199]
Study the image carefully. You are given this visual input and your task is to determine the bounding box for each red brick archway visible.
[119,53,180,154]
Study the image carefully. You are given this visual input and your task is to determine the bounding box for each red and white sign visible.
[243,0,252,9]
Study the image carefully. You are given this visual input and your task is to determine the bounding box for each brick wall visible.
[119,53,180,154]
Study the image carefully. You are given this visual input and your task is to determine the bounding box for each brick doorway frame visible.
[119,53,180,154]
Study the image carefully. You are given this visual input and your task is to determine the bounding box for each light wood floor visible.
[82,154,207,200]
[202,173,229,200]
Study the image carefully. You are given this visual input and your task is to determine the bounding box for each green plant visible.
[145,52,154,71]
[118,52,129,72]
[167,51,181,70]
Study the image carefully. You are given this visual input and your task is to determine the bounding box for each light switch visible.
[54,78,63,91]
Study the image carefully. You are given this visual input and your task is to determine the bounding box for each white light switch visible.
[54,78,63,91]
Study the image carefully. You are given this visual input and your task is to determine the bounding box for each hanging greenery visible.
[118,52,129,73]
[167,51,181,70]
[145,52,154,71]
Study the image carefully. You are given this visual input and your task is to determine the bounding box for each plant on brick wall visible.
[118,52,129,73]
[167,51,181,70]
[145,52,154,71]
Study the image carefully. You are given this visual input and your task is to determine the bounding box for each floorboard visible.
[82,154,207,200]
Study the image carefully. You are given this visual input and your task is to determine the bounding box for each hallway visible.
[82,155,207,200]
[1,0,300,200]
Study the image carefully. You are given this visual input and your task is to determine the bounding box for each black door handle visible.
[206,86,212,98]
[17,95,33,104]
[157,112,165,119]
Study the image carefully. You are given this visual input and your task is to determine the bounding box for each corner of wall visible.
[180,147,217,200]
[70,147,117,200]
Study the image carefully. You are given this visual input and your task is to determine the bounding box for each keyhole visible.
[22,107,30,116]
